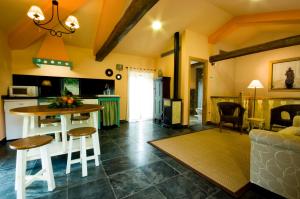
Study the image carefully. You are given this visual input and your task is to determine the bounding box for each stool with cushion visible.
[71,113,90,124]
[9,135,55,199]
[66,127,99,177]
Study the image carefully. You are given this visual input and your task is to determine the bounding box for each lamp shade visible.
[41,80,52,87]
[27,5,45,21]
[248,80,264,89]
[65,16,80,29]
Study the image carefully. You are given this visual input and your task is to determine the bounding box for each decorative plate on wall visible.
[116,64,123,71]
[116,74,122,80]
[105,69,113,77]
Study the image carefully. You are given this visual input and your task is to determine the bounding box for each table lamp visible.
[248,80,264,118]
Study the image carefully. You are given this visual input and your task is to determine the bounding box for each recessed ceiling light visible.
[152,20,162,30]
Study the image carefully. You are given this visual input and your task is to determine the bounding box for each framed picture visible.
[270,57,300,90]
[62,78,79,95]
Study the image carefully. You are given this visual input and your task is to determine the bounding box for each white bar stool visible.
[9,135,55,199]
[66,127,99,177]
[40,117,61,142]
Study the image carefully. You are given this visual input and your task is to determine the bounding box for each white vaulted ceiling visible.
[113,0,300,57]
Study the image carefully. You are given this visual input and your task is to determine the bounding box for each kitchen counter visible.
[2,96,39,99]
[95,95,120,98]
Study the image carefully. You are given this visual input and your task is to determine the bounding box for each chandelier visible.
[27,0,80,37]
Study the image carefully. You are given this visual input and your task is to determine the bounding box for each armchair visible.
[270,104,300,130]
[217,102,245,131]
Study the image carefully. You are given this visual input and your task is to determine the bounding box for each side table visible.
[248,118,265,131]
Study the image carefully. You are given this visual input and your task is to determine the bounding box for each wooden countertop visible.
[10,104,103,116]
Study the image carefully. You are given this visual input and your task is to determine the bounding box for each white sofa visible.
[249,116,300,199]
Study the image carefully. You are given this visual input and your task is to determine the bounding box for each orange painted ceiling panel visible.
[8,0,87,50]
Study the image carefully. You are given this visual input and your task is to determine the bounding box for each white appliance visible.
[81,99,99,104]
[4,99,38,140]
[9,86,39,97]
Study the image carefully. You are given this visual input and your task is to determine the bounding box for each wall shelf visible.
[32,57,73,69]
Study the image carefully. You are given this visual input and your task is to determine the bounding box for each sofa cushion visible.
[279,127,300,136]
[249,129,300,153]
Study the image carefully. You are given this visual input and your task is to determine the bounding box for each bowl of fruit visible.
[48,89,83,108]
[48,96,83,108]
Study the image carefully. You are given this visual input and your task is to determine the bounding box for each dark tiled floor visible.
[0,121,283,199]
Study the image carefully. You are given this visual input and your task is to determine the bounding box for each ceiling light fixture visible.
[152,20,162,31]
[27,0,80,37]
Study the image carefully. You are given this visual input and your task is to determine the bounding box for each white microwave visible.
[9,86,39,97]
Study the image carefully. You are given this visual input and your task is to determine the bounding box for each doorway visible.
[128,70,154,122]
[188,58,207,127]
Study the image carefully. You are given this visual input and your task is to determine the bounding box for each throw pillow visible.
[293,115,300,127]
[279,127,300,136]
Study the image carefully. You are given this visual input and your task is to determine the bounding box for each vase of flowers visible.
[48,88,83,108]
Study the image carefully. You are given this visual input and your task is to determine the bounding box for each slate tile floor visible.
[0,121,283,199]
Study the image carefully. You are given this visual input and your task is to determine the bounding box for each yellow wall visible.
[11,40,156,120]
[181,30,210,125]
[156,54,174,98]
[209,42,236,97]
[9,29,297,130]
[0,31,12,140]
[181,30,235,125]
[156,30,236,125]
[156,38,174,98]
[233,45,300,98]
[156,30,300,126]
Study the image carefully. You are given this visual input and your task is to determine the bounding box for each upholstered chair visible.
[217,102,245,131]
[270,104,300,130]
[249,116,300,199]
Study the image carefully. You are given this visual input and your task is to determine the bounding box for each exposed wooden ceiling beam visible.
[209,35,300,64]
[95,0,159,61]
[209,10,300,44]
[8,0,87,50]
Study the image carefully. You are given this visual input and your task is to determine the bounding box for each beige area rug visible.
[150,128,250,196]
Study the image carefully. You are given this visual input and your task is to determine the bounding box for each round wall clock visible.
[116,74,122,80]
[105,69,113,77]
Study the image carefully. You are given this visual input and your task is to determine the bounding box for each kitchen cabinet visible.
[4,99,38,140]
[98,96,120,127]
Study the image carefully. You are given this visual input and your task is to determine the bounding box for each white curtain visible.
[128,70,154,122]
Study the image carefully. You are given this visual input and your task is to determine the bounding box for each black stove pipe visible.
[173,32,180,99]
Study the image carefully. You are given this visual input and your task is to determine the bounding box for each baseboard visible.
[205,121,215,125]
[162,124,186,129]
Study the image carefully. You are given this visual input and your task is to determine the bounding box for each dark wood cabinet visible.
[153,77,170,122]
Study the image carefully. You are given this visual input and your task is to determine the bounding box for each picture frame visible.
[270,57,300,90]
[62,78,80,95]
